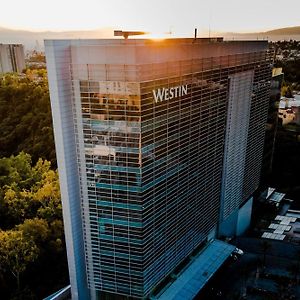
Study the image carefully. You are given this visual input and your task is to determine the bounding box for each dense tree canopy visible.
[0,153,67,299]
[0,230,39,291]
[0,72,56,165]
[276,59,300,86]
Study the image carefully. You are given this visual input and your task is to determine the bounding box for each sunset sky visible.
[1,0,300,35]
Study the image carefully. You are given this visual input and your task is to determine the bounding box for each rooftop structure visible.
[260,187,287,207]
[154,240,235,300]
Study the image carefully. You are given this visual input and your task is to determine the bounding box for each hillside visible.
[265,26,300,35]
[0,27,114,50]
[0,25,300,50]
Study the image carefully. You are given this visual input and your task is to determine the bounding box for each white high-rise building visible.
[45,38,271,300]
[0,44,25,73]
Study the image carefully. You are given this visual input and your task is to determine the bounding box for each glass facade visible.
[139,66,228,293]
[46,39,271,300]
[242,56,273,200]
[73,78,143,296]
[68,48,271,299]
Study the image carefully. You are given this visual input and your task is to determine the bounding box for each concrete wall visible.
[220,71,253,223]
[45,40,91,300]
[236,197,253,236]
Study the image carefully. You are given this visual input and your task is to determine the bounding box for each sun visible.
[143,32,173,40]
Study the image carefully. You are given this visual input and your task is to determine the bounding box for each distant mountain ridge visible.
[0,27,114,50]
[265,26,300,35]
[0,25,300,51]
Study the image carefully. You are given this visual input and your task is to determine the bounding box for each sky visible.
[1,0,300,35]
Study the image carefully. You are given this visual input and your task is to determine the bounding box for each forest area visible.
[0,71,68,299]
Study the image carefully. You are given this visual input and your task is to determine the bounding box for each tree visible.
[2,186,34,226]
[0,73,56,165]
[17,218,50,244]
[0,152,35,189]
[0,152,68,298]
[34,168,62,222]
[48,219,64,252]
[0,153,62,228]
[0,230,39,291]
[281,84,293,98]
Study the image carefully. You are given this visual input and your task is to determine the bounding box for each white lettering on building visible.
[153,85,188,103]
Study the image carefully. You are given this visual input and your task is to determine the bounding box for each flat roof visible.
[286,212,300,219]
[268,223,291,232]
[269,192,285,203]
[275,215,297,223]
[262,232,286,240]
[45,38,269,66]
[44,37,268,45]
[154,240,235,300]
[279,98,300,108]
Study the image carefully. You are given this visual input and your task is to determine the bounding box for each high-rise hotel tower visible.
[45,38,271,299]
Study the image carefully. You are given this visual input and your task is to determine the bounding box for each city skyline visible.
[2,0,300,36]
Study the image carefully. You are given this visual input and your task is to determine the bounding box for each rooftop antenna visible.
[165,26,173,35]
[114,30,147,39]
[208,8,211,39]
[193,28,198,43]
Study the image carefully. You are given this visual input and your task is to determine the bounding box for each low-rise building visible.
[279,95,300,125]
